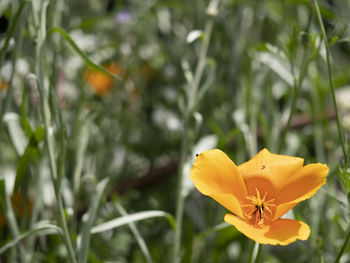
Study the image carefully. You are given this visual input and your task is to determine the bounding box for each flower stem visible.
[334,226,350,263]
[313,0,349,164]
[247,241,256,263]
[248,242,263,263]
[253,243,263,263]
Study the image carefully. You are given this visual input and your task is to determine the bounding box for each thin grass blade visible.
[47,27,121,80]
[91,210,174,234]
[0,223,63,255]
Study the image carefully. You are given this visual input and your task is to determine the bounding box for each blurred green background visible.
[1,0,350,262]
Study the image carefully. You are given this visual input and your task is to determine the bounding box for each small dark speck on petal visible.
[196,154,199,157]
[261,165,266,170]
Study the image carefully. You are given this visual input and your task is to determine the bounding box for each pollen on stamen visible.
[243,189,276,226]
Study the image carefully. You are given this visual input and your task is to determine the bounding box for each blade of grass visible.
[32,1,77,261]
[0,222,64,255]
[91,210,174,234]
[3,112,28,155]
[116,203,153,263]
[334,227,350,263]
[78,178,109,263]
[279,45,313,153]
[313,1,350,261]
[14,125,45,193]
[73,117,91,209]
[47,27,121,81]
[173,6,216,262]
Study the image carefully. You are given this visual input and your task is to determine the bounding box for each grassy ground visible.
[0,0,350,262]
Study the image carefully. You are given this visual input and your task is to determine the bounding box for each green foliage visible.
[337,165,350,195]
[0,0,350,262]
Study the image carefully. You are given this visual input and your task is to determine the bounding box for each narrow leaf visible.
[91,210,174,234]
[47,27,121,80]
[14,126,45,193]
[3,113,28,155]
[116,203,153,263]
[0,223,63,255]
[255,51,293,86]
[0,179,5,212]
[78,178,109,263]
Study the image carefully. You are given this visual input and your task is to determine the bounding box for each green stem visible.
[313,0,349,164]
[247,241,256,263]
[279,45,310,153]
[33,1,77,262]
[334,227,350,263]
[253,243,263,263]
[314,2,350,261]
[278,64,299,153]
[172,115,189,263]
[116,203,153,263]
[188,19,214,111]
[172,14,215,263]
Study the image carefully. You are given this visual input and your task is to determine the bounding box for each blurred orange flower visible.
[190,148,329,245]
[0,193,33,226]
[84,63,121,96]
[0,79,9,92]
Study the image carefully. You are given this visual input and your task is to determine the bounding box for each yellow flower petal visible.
[190,149,247,218]
[273,201,299,221]
[224,214,310,245]
[238,149,304,195]
[210,193,245,219]
[273,163,328,219]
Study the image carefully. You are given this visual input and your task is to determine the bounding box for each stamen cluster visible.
[243,188,276,226]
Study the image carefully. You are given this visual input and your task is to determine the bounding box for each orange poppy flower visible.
[190,148,329,245]
[84,63,121,96]
[0,78,9,92]
[0,193,33,226]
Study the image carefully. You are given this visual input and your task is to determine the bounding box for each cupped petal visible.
[238,149,304,192]
[273,163,328,219]
[273,201,299,221]
[190,149,247,215]
[224,214,310,245]
[210,193,245,218]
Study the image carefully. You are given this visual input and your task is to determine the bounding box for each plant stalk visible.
[33,0,77,262]
[279,44,311,153]
[253,243,263,263]
[313,0,349,164]
[334,226,350,263]
[172,14,215,263]
[172,114,189,263]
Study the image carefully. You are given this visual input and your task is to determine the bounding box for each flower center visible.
[242,188,276,226]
